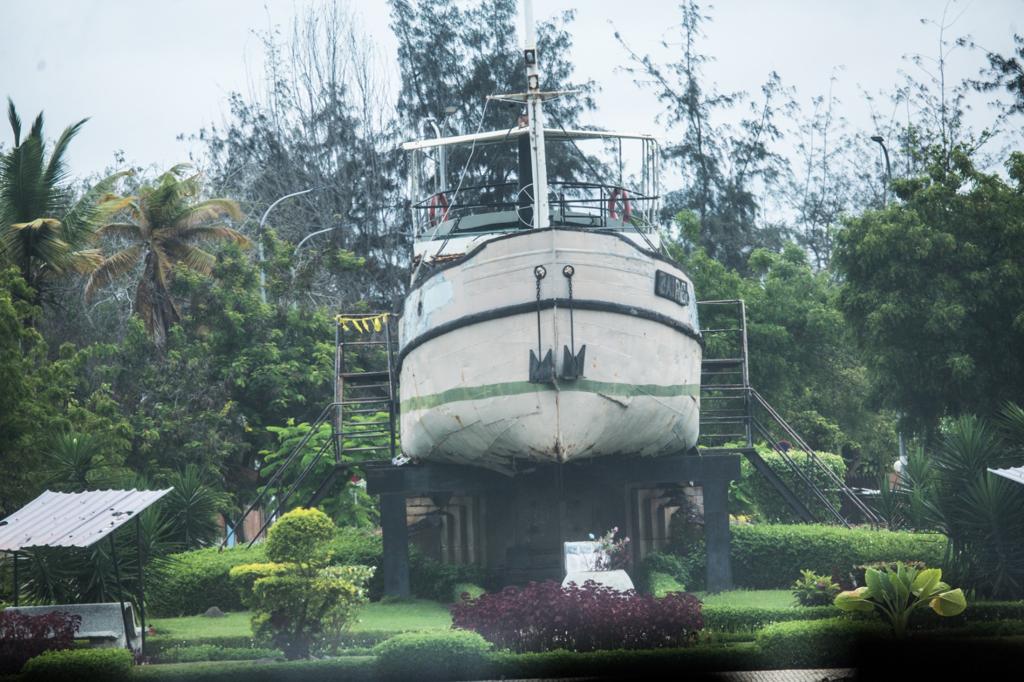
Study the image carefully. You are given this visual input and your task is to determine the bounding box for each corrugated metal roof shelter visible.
[0,488,172,551]
[989,467,1024,486]
[0,488,172,657]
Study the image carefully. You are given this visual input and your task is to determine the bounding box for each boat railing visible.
[412,180,658,238]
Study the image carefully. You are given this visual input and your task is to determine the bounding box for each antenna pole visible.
[523,0,549,228]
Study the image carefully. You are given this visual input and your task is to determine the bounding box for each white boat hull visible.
[399,229,701,472]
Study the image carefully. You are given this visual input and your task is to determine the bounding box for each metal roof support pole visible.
[12,551,18,607]
[136,516,146,658]
[108,534,131,652]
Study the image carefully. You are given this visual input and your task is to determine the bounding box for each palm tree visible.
[161,464,231,549]
[85,164,248,346]
[0,100,123,301]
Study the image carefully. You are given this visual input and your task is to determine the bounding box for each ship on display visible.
[397,4,702,473]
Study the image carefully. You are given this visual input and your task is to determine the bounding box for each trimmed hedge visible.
[487,643,764,677]
[132,657,376,682]
[374,631,491,680]
[148,528,485,615]
[148,545,267,616]
[146,636,257,659]
[702,605,836,632]
[730,523,947,588]
[156,644,282,663]
[22,647,133,681]
[145,631,400,659]
[913,600,1024,629]
[739,446,847,523]
[754,618,889,668]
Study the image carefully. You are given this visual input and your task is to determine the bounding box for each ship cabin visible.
[403,124,663,270]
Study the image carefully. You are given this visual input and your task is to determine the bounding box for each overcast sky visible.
[2,0,1021,179]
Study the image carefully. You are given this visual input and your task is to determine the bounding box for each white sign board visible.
[563,540,604,573]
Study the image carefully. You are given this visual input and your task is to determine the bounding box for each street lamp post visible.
[870,135,892,207]
[258,187,320,303]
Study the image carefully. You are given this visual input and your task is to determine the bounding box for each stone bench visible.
[4,602,142,654]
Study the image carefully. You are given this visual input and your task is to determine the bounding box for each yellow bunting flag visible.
[335,313,389,334]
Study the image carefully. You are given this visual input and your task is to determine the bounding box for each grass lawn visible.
[149,599,452,642]
[150,611,253,639]
[696,590,797,609]
[351,599,452,631]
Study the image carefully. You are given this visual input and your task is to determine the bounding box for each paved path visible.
[489,671,855,682]
[711,669,855,681]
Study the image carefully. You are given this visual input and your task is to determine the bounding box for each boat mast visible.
[523,0,549,228]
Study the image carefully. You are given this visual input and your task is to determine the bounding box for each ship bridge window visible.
[407,129,662,240]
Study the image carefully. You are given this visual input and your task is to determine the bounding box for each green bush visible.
[791,569,841,606]
[409,553,486,602]
[157,644,282,663]
[328,527,383,566]
[265,508,335,565]
[230,511,373,660]
[738,445,847,522]
[755,618,889,668]
[634,552,687,594]
[22,647,133,681]
[703,605,837,632]
[148,545,266,616]
[487,644,764,677]
[146,636,259,659]
[648,572,687,598]
[730,524,947,588]
[452,583,485,602]
[132,657,376,682]
[329,527,384,598]
[374,630,491,680]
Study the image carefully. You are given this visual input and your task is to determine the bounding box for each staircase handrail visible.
[220,400,338,549]
[748,387,882,527]
[751,417,849,526]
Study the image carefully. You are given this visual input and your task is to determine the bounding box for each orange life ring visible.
[608,188,632,222]
[427,192,449,226]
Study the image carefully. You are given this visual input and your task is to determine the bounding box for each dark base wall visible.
[366,451,740,595]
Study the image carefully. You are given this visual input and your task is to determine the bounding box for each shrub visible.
[702,605,836,632]
[374,630,490,680]
[755,618,889,668]
[738,445,847,522]
[128,657,376,682]
[145,636,259,659]
[453,583,486,601]
[634,552,687,595]
[22,647,133,682]
[410,553,487,602]
[230,509,373,659]
[0,610,81,674]
[157,644,282,663]
[148,544,266,616]
[791,569,841,606]
[265,508,336,565]
[730,524,947,588]
[451,580,703,653]
[329,528,383,598]
[648,572,687,598]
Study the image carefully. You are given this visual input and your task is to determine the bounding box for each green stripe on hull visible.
[401,379,699,412]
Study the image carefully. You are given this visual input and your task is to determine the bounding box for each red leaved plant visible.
[450,580,702,653]
[0,610,82,674]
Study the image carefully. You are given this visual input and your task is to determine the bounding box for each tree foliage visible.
[834,148,1024,432]
[0,101,124,304]
[85,164,247,347]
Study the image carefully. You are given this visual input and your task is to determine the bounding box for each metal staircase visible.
[222,313,399,547]
[697,299,881,528]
